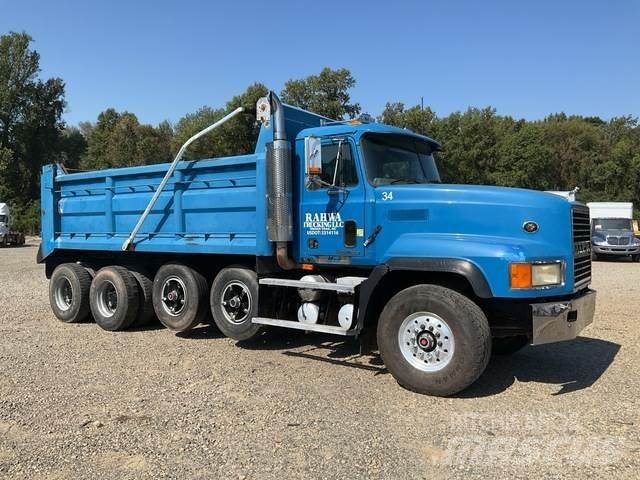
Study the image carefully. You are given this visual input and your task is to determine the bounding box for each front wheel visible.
[377,284,491,397]
[632,254,640,263]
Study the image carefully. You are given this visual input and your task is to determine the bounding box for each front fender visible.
[380,233,574,298]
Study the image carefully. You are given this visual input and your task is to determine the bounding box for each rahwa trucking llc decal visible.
[304,212,344,236]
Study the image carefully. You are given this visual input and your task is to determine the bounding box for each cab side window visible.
[318,141,358,188]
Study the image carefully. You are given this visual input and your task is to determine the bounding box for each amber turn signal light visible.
[509,263,532,289]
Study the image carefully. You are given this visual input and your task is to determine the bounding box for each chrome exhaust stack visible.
[258,92,298,270]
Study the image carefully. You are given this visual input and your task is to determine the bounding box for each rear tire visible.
[49,263,92,323]
[492,335,529,355]
[377,284,491,397]
[128,267,156,327]
[210,267,261,341]
[153,263,208,332]
[90,266,140,331]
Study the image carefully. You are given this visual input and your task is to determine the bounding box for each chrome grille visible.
[607,236,629,246]
[572,205,591,288]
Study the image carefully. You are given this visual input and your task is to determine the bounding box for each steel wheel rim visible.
[96,280,118,318]
[54,277,73,312]
[221,281,252,324]
[398,312,455,372]
[161,276,187,317]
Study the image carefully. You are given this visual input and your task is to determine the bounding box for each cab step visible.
[259,278,355,293]
[251,317,356,336]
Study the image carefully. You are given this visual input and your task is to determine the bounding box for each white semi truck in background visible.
[0,203,25,247]
[588,202,640,261]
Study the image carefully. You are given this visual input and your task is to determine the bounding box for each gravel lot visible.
[0,240,638,479]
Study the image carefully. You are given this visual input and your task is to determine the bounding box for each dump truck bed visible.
[40,153,271,257]
[39,104,328,261]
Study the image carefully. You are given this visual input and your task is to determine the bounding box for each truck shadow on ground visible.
[456,336,620,398]
[239,329,387,373]
[177,326,619,397]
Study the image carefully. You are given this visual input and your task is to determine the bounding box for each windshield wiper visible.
[389,178,422,184]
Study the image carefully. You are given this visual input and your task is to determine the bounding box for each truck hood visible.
[375,183,576,294]
[375,183,572,233]
[375,184,574,261]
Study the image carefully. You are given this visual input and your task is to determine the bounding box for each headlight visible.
[510,262,562,289]
[592,236,606,246]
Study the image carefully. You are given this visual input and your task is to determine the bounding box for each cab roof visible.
[296,122,442,151]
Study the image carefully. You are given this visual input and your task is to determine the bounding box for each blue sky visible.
[1,0,638,126]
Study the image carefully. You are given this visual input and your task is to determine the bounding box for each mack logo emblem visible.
[574,240,591,256]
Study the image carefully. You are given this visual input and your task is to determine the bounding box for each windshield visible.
[592,218,632,231]
[360,133,440,186]
[0,215,6,224]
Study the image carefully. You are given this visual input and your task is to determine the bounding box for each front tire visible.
[49,263,92,323]
[210,267,261,341]
[377,284,491,397]
[90,266,140,331]
[153,263,208,332]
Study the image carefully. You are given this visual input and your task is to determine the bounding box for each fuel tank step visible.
[251,317,356,336]
[259,278,355,293]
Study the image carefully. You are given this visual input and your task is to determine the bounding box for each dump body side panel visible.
[40,104,329,262]
[40,154,270,259]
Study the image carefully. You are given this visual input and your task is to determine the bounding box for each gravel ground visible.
[0,239,638,479]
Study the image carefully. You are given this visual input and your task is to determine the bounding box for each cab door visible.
[299,136,366,264]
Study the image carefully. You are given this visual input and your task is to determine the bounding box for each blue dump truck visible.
[38,92,596,396]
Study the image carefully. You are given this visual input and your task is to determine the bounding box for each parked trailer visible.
[39,92,596,396]
[0,203,26,247]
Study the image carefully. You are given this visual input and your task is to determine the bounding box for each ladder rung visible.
[259,278,355,293]
[252,317,356,336]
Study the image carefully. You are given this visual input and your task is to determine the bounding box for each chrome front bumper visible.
[531,290,596,345]
[593,245,640,255]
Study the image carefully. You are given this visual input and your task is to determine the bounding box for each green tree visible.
[0,31,67,231]
[80,109,173,169]
[172,82,268,160]
[281,67,361,120]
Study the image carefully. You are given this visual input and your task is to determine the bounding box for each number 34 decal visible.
[381,191,394,201]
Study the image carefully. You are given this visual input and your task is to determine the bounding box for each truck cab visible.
[587,202,639,261]
[0,202,25,247]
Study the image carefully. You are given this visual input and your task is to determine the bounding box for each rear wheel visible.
[128,267,156,327]
[90,266,140,331]
[49,263,92,323]
[492,335,529,355]
[210,267,261,341]
[153,263,208,332]
[377,284,491,397]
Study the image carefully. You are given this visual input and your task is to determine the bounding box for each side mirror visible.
[305,136,322,178]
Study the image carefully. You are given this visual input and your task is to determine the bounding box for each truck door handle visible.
[363,225,382,247]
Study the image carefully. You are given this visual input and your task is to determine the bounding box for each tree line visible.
[1,31,639,233]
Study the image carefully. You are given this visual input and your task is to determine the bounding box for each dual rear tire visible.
[49,262,261,338]
[50,263,152,331]
[152,263,209,332]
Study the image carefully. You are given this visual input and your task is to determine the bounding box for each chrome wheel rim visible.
[54,277,73,312]
[221,281,251,324]
[161,276,186,317]
[398,312,455,372]
[96,280,118,318]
